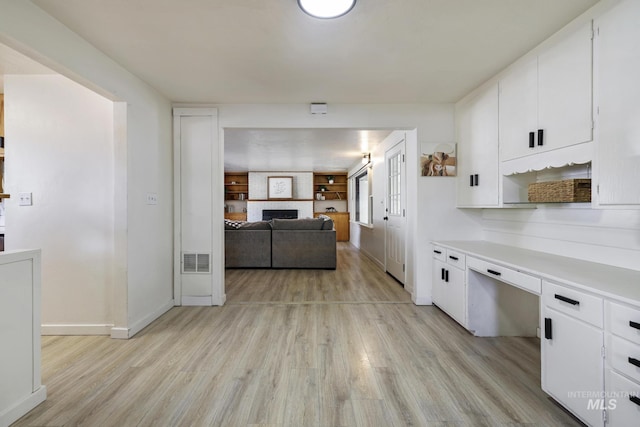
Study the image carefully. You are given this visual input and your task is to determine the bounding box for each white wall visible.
[5,74,114,334]
[0,0,173,338]
[215,104,484,304]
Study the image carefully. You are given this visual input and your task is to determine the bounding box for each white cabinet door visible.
[594,0,640,206]
[446,266,466,326]
[499,59,538,161]
[432,260,466,327]
[432,259,446,308]
[542,307,604,426]
[500,22,592,162]
[456,84,500,207]
[538,22,593,153]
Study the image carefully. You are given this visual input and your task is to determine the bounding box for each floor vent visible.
[182,252,211,274]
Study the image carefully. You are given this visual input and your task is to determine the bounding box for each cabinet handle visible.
[630,321,640,330]
[445,270,449,283]
[474,174,479,186]
[630,395,640,407]
[449,255,459,261]
[487,269,501,276]
[629,357,640,368]
[529,131,535,148]
[433,250,442,254]
[470,174,474,187]
[537,129,544,146]
[554,294,580,306]
[544,318,552,340]
[441,268,445,281]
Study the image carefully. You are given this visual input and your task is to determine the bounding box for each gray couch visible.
[225,218,336,269]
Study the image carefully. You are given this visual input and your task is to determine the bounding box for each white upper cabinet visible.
[456,84,500,207]
[500,22,593,162]
[594,0,640,206]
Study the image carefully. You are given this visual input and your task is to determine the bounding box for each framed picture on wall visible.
[268,176,293,199]
[420,143,457,177]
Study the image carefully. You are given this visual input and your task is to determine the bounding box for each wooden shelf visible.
[0,194,9,199]
[224,172,248,201]
[313,172,348,201]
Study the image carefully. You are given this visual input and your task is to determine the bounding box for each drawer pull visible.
[631,395,640,407]
[537,129,544,146]
[449,255,459,261]
[433,250,442,254]
[544,318,552,340]
[554,294,580,306]
[630,320,640,330]
[487,269,501,276]
[629,357,640,368]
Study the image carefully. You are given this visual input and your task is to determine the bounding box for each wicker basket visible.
[527,179,591,203]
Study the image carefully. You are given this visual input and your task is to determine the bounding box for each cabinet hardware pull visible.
[441,268,445,280]
[630,395,640,407]
[445,270,449,283]
[537,129,544,146]
[544,318,553,340]
[529,132,535,148]
[470,174,474,187]
[449,256,459,261]
[630,321,640,330]
[474,174,479,186]
[487,269,501,276]
[629,357,640,368]
[433,250,442,254]
[554,294,580,306]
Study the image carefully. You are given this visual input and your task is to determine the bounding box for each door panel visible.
[385,140,406,283]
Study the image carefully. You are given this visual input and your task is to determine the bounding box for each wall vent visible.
[182,252,211,274]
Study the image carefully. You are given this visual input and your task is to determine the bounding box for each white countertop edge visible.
[0,248,41,264]
[432,240,640,307]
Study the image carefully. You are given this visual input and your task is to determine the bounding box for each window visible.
[354,169,372,226]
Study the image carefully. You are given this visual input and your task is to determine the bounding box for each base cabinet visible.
[432,246,466,327]
[542,306,604,426]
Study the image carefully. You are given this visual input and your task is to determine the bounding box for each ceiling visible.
[4,0,599,172]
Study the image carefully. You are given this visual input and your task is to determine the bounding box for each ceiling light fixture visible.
[298,0,356,19]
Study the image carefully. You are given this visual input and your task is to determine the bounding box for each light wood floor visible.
[13,243,581,427]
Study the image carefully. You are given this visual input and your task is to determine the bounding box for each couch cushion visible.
[271,218,324,230]
[238,221,272,230]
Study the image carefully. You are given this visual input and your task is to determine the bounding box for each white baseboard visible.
[182,295,213,306]
[413,296,433,305]
[0,385,46,427]
[358,247,385,271]
[128,299,174,337]
[110,327,130,340]
[41,324,112,336]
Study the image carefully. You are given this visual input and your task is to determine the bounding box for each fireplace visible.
[262,209,298,220]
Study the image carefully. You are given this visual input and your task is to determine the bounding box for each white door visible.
[384,140,406,284]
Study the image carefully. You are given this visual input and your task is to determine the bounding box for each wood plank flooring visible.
[12,243,581,426]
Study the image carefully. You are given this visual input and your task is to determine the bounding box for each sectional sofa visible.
[224,217,336,269]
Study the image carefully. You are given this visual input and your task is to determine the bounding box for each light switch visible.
[146,193,158,205]
[18,192,32,206]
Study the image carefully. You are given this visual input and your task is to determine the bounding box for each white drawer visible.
[605,369,640,426]
[432,245,446,262]
[467,256,541,295]
[543,281,603,328]
[608,334,640,384]
[446,249,466,270]
[607,301,640,346]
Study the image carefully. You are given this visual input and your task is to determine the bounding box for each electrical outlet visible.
[146,193,158,205]
[18,192,32,206]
